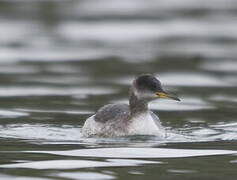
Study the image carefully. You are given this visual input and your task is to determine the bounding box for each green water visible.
[0,1,237,179]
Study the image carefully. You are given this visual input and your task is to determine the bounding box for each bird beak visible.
[156,92,180,101]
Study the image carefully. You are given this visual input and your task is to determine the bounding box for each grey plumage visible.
[95,104,130,123]
[82,74,180,137]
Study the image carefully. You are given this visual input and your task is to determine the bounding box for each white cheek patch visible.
[133,84,156,100]
[133,88,139,97]
[140,91,156,99]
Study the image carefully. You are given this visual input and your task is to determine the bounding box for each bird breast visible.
[128,112,166,137]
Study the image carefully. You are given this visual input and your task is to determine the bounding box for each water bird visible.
[82,74,180,137]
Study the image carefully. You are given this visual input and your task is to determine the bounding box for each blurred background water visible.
[0,0,237,179]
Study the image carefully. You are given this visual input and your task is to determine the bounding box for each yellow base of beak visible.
[156,92,180,101]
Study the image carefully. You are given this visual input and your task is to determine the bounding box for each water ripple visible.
[0,158,158,170]
[55,172,115,180]
[0,86,117,97]
[25,147,237,159]
[0,110,29,118]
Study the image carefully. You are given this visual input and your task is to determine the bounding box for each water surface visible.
[0,0,237,179]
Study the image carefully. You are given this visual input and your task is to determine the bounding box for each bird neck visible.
[129,91,148,116]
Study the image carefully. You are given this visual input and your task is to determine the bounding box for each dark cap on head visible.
[135,74,164,92]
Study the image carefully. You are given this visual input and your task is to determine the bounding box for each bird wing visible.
[94,104,130,123]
